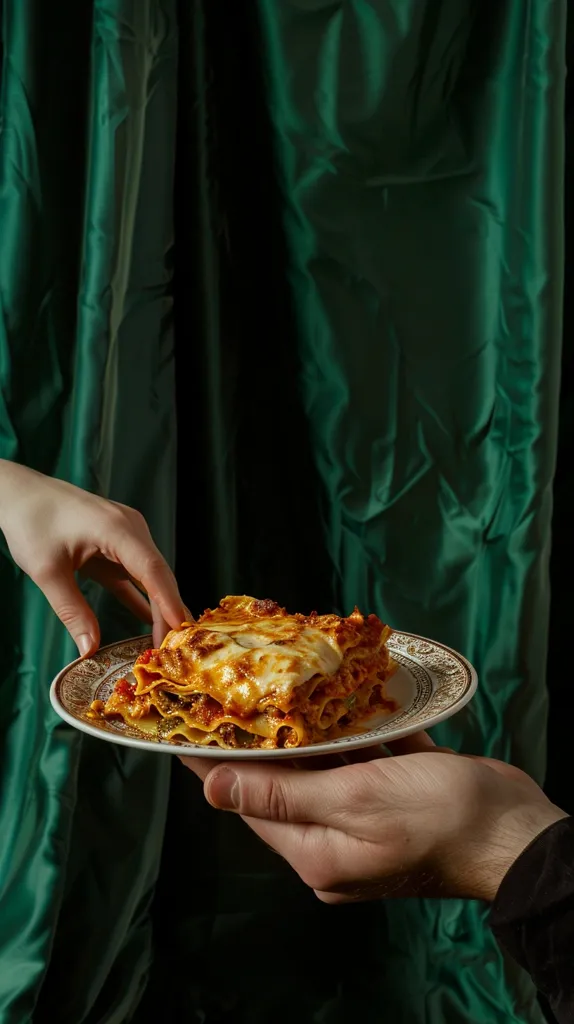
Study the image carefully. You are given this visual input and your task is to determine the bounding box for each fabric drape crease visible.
[0,1,565,1022]
[0,3,178,1022]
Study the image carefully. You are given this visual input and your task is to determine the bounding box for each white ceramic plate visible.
[50,631,477,759]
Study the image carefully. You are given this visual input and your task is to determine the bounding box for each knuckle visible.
[104,504,130,530]
[53,603,83,628]
[257,777,291,823]
[107,503,146,532]
[140,551,169,583]
[128,507,147,530]
[143,550,166,571]
[340,763,386,811]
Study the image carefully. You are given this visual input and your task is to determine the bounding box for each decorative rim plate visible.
[50,632,477,759]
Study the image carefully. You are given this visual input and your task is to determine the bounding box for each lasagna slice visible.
[91,595,397,749]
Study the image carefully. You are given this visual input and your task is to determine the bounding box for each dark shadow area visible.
[142,2,341,1019]
[540,9,571,1024]
[545,12,573,820]
[0,0,93,474]
[172,0,333,616]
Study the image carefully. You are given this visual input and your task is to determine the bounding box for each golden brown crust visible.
[194,595,386,652]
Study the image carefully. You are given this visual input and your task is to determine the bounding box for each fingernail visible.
[208,768,239,810]
[76,634,93,657]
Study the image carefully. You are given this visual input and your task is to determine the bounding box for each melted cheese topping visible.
[136,618,342,714]
[132,596,389,716]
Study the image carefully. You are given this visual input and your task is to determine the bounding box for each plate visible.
[49,631,477,759]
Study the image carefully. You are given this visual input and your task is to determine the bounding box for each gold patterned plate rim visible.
[49,631,478,760]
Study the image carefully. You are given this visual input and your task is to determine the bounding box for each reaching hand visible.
[184,732,566,903]
[0,460,186,655]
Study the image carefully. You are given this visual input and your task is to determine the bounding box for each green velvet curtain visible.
[0,2,565,1023]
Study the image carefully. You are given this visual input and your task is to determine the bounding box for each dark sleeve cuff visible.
[490,815,574,1023]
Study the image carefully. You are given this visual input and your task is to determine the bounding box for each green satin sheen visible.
[0,2,177,1021]
[0,2,565,1023]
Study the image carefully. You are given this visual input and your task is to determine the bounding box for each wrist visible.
[471,804,568,902]
[0,460,36,527]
